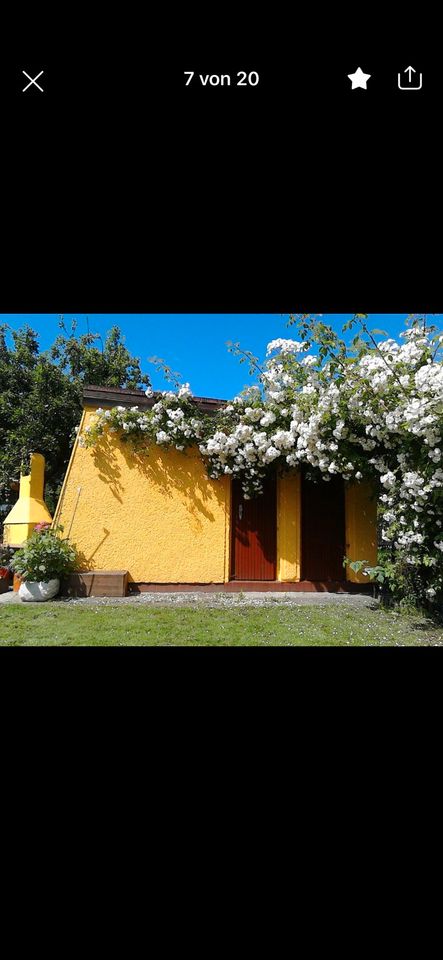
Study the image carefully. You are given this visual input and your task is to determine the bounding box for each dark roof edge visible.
[82,385,227,413]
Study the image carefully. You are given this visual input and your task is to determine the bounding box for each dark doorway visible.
[301,470,345,581]
[231,475,277,580]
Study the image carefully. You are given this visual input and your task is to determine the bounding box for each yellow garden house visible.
[52,386,378,592]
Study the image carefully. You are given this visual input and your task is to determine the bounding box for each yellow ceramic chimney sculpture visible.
[3,453,53,546]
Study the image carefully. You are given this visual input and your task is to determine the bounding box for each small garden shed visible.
[54,386,378,591]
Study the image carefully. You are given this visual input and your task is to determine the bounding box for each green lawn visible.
[1,602,442,645]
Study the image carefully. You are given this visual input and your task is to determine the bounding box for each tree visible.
[0,319,151,517]
[50,317,151,389]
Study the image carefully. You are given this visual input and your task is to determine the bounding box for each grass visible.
[1,601,442,645]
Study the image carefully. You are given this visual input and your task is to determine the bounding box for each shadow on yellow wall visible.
[91,435,124,503]
[91,436,224,529]
[76,530,111,569]
[68,430,232,582]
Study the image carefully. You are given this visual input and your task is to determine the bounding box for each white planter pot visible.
[19,579,60,602]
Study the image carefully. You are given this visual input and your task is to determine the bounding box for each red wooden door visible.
[301,471,345,581]
[231,476,277,580]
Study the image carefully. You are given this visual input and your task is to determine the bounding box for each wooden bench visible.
[61,571,129,598]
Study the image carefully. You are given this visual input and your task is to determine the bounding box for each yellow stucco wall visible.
[277,471,301,582]
[54,406,378,584]
[345,481,378,583]
[54,407,231,583]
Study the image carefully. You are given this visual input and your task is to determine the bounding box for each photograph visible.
[1,312,442,645]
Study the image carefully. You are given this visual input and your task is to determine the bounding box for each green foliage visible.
[148,356,183,389]
[11,525,77,582]
[343,557,386,583]
[226,341,263,377]
[0,324,80,511]
[51,318,150,389]
[0,318,151,514]
[0,543,13,567]
[362,566,387,583]
[375,548,439,608]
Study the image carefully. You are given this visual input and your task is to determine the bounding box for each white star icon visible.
[348,67,371,90]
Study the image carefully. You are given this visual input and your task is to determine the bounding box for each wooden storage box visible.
[61,570,129,598]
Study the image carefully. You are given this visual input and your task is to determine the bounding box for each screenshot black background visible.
[1,35,438,312]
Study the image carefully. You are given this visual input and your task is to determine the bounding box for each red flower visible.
[0,567,9,579]
[34,522,51,534]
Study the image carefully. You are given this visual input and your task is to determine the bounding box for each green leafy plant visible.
[343,557,386,583]
[0,544,13,568]
[11,524,77,583]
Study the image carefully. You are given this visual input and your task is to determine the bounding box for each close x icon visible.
[18,66,46,93]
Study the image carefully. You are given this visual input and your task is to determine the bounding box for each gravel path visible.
[0,590,379,609]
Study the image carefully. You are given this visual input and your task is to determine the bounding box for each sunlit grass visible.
[1,602,442,645]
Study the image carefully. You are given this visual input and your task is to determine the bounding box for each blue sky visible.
[0,313,434,399]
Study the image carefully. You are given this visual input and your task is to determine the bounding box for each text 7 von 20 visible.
[184,72,259,87]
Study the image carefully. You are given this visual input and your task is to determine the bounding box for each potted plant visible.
[0,567,11,594]
[11,524,77,602]
[0,544,13,594]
